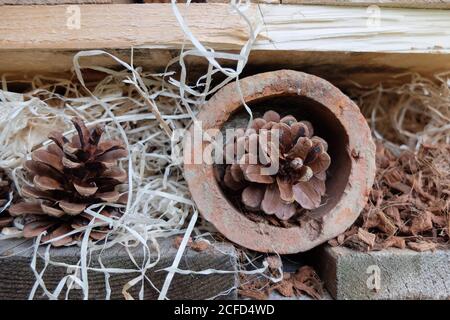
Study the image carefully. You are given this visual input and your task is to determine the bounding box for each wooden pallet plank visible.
[282,0,450,9]
[1,3,450,52]
[0,4,450,86]
[0,4,255,50]
[2,0,446,7]
[1,49,450,89]
[0,238,238,300]
[255,4,450,52]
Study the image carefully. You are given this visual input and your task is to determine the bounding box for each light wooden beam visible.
[2,0,448,8]
[1,3,449,52]
[0,4,256,50]
[282,0,450,9]
[254,4,450,52]
[0,3,449,84]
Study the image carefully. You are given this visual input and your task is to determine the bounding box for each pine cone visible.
[222,110,331,221]
[9,117,128,246]
[0,169,13,229]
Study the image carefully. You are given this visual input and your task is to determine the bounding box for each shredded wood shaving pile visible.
[0,68,202,299]
[350,72,450,149]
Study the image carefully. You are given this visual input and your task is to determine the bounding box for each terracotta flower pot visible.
[184,70,376,254]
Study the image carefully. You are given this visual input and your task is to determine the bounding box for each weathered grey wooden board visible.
[0,237,238,300]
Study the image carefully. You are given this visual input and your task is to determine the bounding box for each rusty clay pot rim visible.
[184,70,376,254]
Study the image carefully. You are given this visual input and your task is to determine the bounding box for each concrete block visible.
[314,245,450,300]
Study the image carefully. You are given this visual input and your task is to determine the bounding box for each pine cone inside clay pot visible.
[0,169,14,230]
[9,117,128,246]
[222,110,331,221]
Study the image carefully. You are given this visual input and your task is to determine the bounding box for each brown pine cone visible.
[0,169,13,230]
[222,110,331,221]
[9,117,128,246]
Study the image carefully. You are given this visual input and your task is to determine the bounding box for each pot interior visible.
[217,94,352,221]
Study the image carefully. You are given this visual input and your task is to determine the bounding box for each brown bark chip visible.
[333,141,450,252]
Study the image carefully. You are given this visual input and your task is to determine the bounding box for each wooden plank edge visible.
[1,3,450,53]
[282,0,450,9]
[0,237,239,300]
